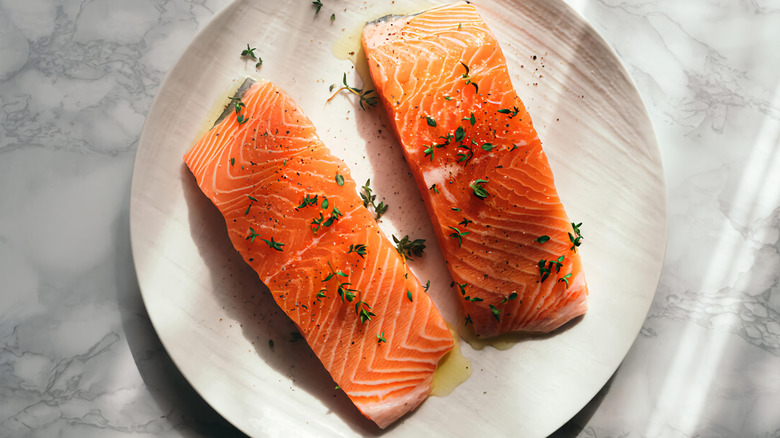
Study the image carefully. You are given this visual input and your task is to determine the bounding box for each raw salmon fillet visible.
[183,79,453,428]
[362,2,588,337]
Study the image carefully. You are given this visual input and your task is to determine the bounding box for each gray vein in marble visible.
[2,0,780,436]
[0,0,218,156]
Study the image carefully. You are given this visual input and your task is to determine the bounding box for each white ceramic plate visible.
[130,0,666,436]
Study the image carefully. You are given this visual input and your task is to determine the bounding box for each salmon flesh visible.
[362,2,588,337]
[184,79,454,428]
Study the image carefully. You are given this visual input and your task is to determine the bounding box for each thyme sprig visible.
[322,261,356,303]
[296,194,319,209]
[538,255,565,282]
[262,236,284,251]
[229,96,248,125]
[245,227,261,243]
[489,304,501,322]
[470,179,489,199]
[327,73,378,110]
[311,206,342,234]
[569,222,584,251]
[559,273,572,288]
[497,106,519,118]
[393,235,426,261]
[460,62,479,93]
[448,226,469,248]
[360,179,388,219]
[457,140,476,164]
[240,43,263,68]
[348,244,367,258]
[355,298,375,324]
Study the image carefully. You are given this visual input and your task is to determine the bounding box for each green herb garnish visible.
[318,206,342,229]
[322,261,348,282]
[338,283,357,302]
[426,116,437,127]
[423,144,435,161]
[558,273,572,288]
[355,299,375,324]
[327,73,378,110]
[240,44,262,68]
[229,96,249,125]
[568,222,583,251]
[245,227,261,243]
[539,259,551,282]
[454,126,465,142]
[359,179,388,219]
[489,304,501,322]
[376,331,386,343]
[241,44,257,58]
[538,256,564,282]
[393,235,426,261]
[536,235,550,244]
[348,244,367,258]
[322,262,358,303]
[335,173,345,186]
[310,213,325,233]
[460,62,478,93]
[497,106,519,118]
[262,237,284,251]
[456,142,474,164]
[296,194,318,209]
[448,226,469,248]
[470,179,489,199]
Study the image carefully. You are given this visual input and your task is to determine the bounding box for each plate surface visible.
[130,0,666,436]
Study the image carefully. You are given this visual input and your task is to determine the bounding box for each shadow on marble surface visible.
[116,208,247,437]
[180,165,383,436]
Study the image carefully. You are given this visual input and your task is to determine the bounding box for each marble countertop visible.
[1,0,778,437]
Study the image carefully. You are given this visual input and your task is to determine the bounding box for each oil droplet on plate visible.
[431,324,472,397]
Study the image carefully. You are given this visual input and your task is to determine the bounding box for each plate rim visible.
[129,0,668,436]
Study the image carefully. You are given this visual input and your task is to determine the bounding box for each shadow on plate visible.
[181,164,386,436]
[116,206,247,437]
